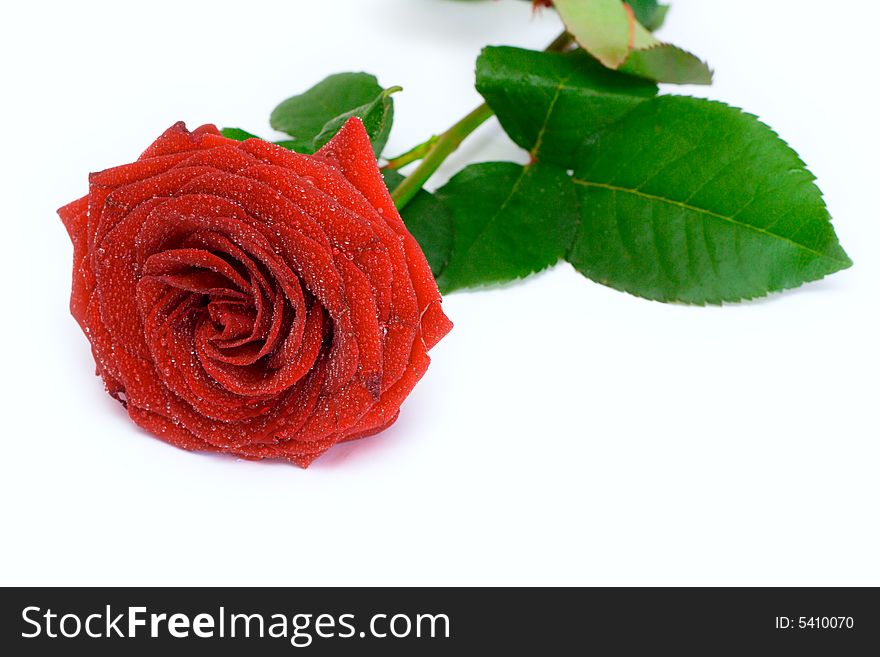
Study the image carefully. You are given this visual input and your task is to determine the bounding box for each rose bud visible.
[58,118,452,467]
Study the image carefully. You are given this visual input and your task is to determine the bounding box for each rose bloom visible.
[59,118,451,467]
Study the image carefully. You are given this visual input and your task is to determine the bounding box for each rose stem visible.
[382,135,439,171]
[390,30,575,210]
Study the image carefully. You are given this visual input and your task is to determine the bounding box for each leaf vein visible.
[454,166,533,275]
[633,141,703,191]
[530,78,568,159]
[571,179,843,263]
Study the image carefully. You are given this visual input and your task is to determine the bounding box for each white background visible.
[2,0,877,586]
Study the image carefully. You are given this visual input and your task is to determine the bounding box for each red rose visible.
[58,118,452,467]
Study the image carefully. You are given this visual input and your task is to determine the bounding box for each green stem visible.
[545,30,576,53]
[390,31,575,210]
[391,104,493,209]
[382,135,439,170]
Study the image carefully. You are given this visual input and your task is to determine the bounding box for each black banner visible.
[1,587,877,654]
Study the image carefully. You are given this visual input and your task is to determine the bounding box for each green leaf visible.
[270,72,382,148]
[552,0,712,84]
[627,0,669,31]
[269,72,397,155]
[219,129,316,153]
[476,46,657,166]
[434,162,579,293]
[221,127,261,141]
[553,0,632,68]
[312,86,400,156]
[568,95,852,303]
[620,44,713,86]
[382,170,454,278]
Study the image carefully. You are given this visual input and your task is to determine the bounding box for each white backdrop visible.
[1,0,877,586]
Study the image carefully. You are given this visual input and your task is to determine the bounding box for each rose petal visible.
[60,121,452,467]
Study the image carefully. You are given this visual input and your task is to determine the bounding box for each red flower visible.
[59,118,452,467]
